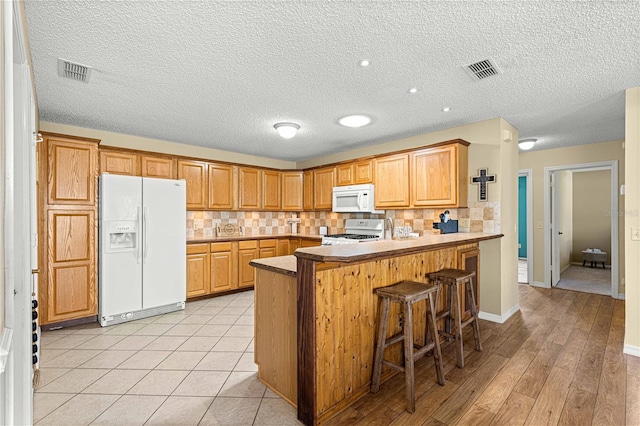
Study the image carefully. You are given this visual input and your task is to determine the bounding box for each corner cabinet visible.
[39,133,100,325]
[411,141,468,208]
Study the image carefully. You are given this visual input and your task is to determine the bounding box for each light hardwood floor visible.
[325,284,639,426]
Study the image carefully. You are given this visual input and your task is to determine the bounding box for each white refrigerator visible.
[99,174,186,326]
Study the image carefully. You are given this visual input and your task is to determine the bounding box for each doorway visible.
[544,161,619,298]
[518,169,533,285]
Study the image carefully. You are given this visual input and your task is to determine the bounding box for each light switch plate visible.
[632,227,640,241]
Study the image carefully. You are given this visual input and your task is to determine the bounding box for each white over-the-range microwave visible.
[332,184,384,214]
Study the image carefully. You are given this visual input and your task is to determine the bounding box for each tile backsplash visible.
[186,201,500,238]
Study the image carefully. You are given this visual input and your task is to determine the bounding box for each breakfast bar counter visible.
[250,232,503,425]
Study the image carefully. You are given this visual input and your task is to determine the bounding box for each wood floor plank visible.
[387,380,459,426]
[474,348,536,414]
[524,366,573,425]
[489,391,535,426]
[574,294,602,332]
[627,374,640,426]
[571,344,605,394]
[592,360,626,425]
[454,404,495,426]
[513,341,563,399]
[554,328,589,373]
[627,353,640,378]
[431,354,508,425]
[557,387,597,426]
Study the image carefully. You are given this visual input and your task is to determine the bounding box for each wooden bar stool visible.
[428,269,482,368]
[370,280,445,413]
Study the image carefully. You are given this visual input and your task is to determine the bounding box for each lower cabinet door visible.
[186,251,210,298]
[211,242,236,293]
[238,248,259,288]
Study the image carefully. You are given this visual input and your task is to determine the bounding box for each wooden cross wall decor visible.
[471,168,496,201]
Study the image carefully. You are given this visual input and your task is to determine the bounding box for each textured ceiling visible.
[24,1,640,162]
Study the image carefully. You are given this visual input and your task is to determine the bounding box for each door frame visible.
[543,161,620,298]
[518,169,534,285]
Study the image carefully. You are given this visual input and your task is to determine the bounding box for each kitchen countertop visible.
[187,233,323,244]
[249,232,502,274]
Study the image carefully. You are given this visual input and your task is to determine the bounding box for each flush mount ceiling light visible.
[518,138,537,150]
[408,87,418,94]
[358,59,370,67]
[442,107,451,112]
[274,122,300,139]
[338,114,373,128]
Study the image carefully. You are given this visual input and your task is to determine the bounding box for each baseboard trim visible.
[479,304,520,324]
[531,281,548,288]
[623,344,640,358]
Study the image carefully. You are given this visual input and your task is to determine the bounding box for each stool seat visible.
[428,269,482,368]
[371,280,445,414]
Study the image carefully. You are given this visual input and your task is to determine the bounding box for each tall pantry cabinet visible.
[38,133,100,325]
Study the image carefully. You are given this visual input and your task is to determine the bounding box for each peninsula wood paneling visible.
[312,244,477,421]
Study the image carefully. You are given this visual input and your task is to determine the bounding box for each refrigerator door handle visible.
[143,207,148,263]
[136,207,142,264]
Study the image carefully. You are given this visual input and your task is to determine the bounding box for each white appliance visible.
[332,184,384,214]
[99,174,186,327]
[321,219,385,245]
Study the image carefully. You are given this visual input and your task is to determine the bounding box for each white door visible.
[551,172,561,286]
[99,174,143,318]
[141,178,186,309]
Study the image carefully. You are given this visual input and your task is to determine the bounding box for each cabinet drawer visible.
[211,242,233,252]
[259,239,277,248]
[187,243,209,255]
[239,240,258,250]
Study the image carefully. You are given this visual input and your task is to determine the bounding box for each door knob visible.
[558,232,563,235]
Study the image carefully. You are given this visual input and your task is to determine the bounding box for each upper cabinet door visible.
[177,160,208,209]
[374,154,410,208]
[262,170,281,210]
[336,164,354,186]
[303,171,314,211]
[208,163,235,210]
[141,155,176,179]
[100,151,139,176]
[313,167,335,210]
[47,136,99,206]
[411,143,468,207]
[354,160,373,184]
[239,167,262,210]
[282,171,303,211]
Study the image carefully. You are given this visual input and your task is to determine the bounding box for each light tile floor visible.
[35,290,303,425]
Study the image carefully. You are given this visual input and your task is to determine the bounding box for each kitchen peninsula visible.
[251,232,503,426]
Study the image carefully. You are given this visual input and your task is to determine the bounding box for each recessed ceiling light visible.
[338,114,373,128]
[442,107,451,112]
[408,88,418,94]
[358,59,370,67]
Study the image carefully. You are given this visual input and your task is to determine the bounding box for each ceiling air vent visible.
[58,58,92,83]
[464,58,501,81]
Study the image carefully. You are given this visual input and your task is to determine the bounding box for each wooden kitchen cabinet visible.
[186,244,210,298]
[259,239,278,258]
[374,153,410,208]
[100,150,139,176]
[411,142,468,207]
[238,240,259,288]
[262,170,281,210]
[47,135,99,206]
[39,133,100,325]
[313,167,335,210]
[178,160,208,209]
[281,171,303,211]
[354,160,374,184]
[300,238,321,248]
[210,242,237,293]
[208,163,235,210]
[289,238,301,253]
[277,238,290,256]
[303,171,314,210]
[239,167,262,210]
[336,164,354,186]
[141,155,175,179]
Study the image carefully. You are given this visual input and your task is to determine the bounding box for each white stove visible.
[321,219,385,245]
